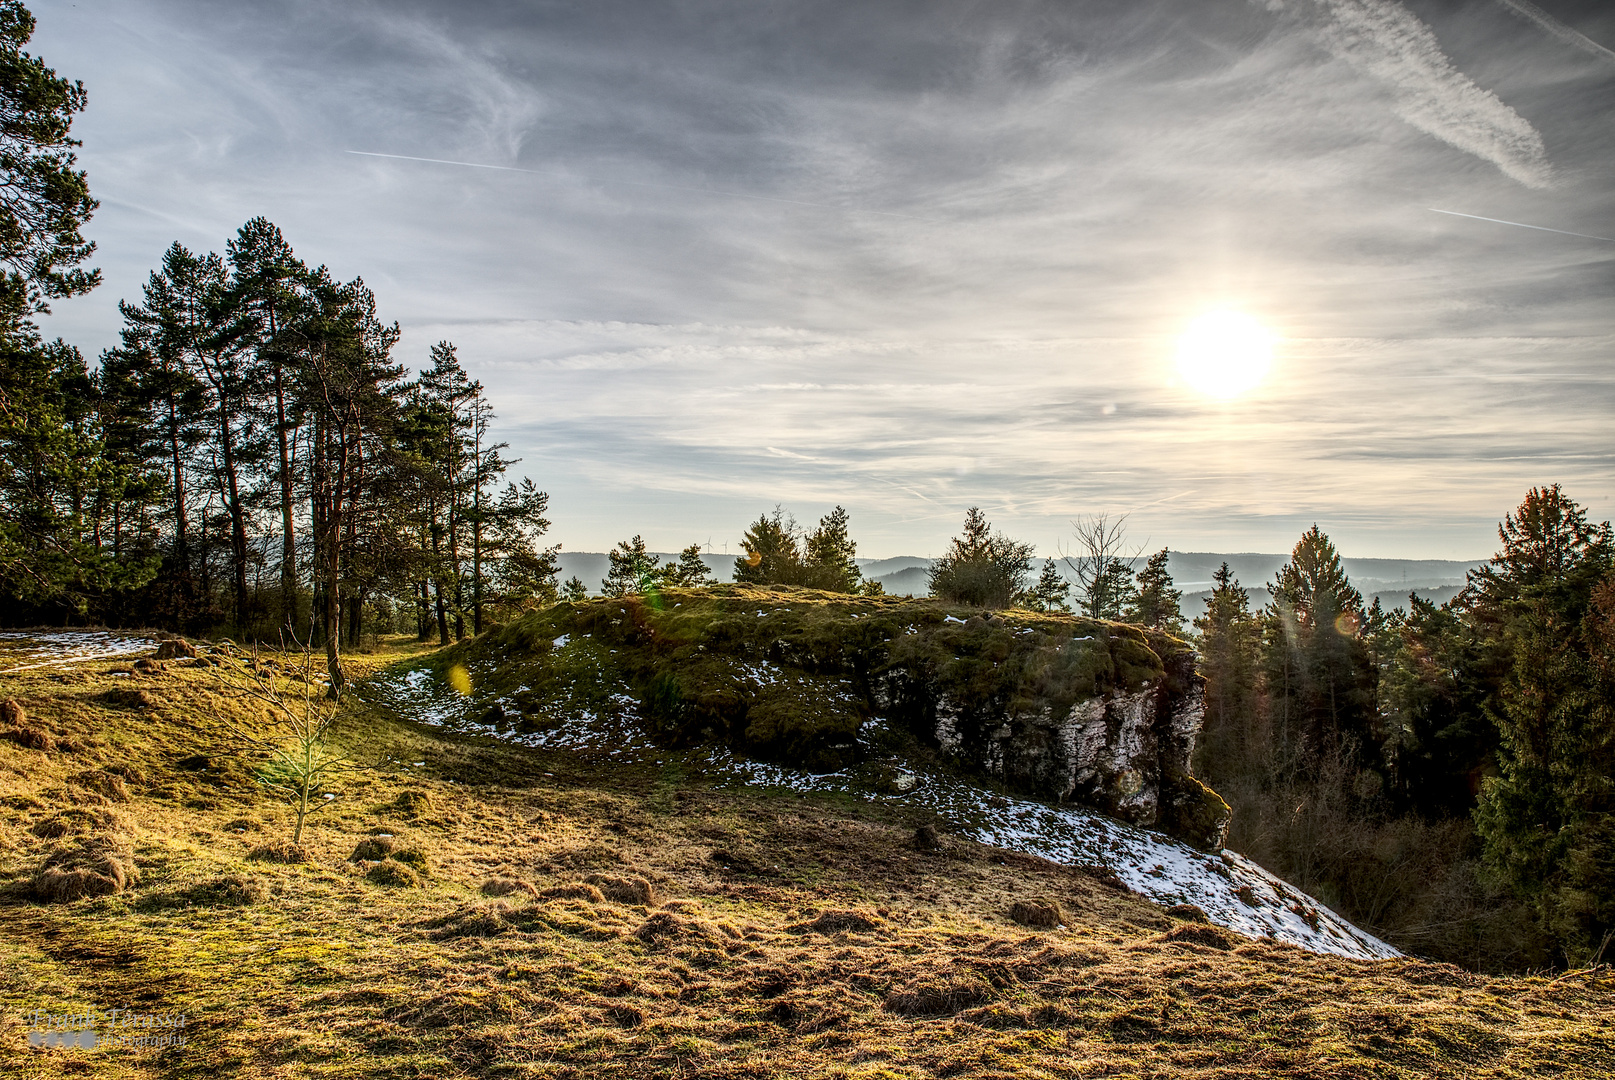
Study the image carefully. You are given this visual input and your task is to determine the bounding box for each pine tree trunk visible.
[276,367,298,635]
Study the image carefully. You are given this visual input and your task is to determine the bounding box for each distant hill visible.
[554,550,1480,610]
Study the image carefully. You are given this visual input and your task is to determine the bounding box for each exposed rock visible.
[463,589,1228,850]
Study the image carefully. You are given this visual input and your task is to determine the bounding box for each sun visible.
[1175,310,1276,398]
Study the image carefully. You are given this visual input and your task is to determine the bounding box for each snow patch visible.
[363,664,1400,962]
[0,630,159,671]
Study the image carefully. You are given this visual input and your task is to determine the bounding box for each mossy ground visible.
[1,633,1612,1078]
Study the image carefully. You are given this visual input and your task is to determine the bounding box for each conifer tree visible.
[1129,547,1183,633]
[1466,486,1615,964]
[602,534,660,596]
[1026,558,1069,612]
[1262,525,1375,770]
[561,575,588,603]
[801,505,862,592]
[662,542,715,587]
[734,507,800,586]
[0,1,99,330]
[928,507,1033,609]
[225,217,307,634]
[1192,562,1261,774]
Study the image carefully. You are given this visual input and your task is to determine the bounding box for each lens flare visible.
[1175,310,1276,398]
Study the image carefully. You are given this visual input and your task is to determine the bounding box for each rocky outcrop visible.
[464,586,1231,851]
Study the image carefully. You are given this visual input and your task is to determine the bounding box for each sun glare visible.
[1175,310,1275,399]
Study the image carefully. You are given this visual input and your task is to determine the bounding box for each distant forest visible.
[1,0,1609,972]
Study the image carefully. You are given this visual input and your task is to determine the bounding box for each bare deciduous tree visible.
[1061,513,1142,620]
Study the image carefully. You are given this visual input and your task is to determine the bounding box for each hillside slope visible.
[0,632,1611,1079]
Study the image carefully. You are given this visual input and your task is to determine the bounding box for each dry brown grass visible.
[0,635,1611,1078]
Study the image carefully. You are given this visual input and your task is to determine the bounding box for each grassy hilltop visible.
[0,628,1612,1079]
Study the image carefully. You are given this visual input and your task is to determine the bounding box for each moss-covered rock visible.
[446,586,1225,847]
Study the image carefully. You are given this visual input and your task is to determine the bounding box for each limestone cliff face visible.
[469,587,1231,851]
[870,631,1229,851]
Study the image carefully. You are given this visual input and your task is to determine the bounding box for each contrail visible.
[1494,0,1615,66]
[1428,208,1615,244]
[345,149,935,222]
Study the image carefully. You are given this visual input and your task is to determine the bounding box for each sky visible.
[28,0,1615,560]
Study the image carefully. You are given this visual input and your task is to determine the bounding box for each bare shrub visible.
[1,698,25,725]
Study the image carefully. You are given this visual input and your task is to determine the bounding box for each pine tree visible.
[662,543,715,587]
[1026,558,1069,612]
[0,1,99,331]
[733,507,800,586]
[225,217,307,635]
[561,575,588,603]
[602,535,660,596]
[1090,558,1138,620]
[1262,525,1376,769]
[1192,562,1260,775]
[1129,548,1183,633]
[928,507,1033,609]
[487,478,557,614]
[801,505,862,592]
[1466,486,1615,964]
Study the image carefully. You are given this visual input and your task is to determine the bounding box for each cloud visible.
[1276,0,1555,187]
[1494,0,1615,68]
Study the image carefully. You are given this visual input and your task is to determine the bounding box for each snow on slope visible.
[366,658,1401,961]
[0,630,158,671]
